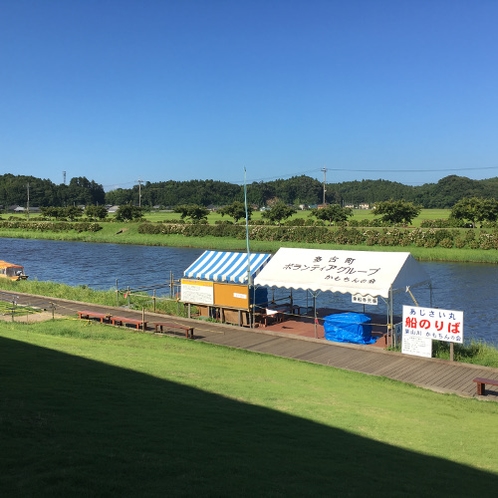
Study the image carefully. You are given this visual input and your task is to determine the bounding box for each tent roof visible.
[184,250,271,284]
[253,248,430,298]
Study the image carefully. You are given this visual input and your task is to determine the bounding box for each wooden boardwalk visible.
[191,319,498,399]
[4,290,498,399]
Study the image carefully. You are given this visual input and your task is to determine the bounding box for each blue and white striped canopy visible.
[184,251,272,283]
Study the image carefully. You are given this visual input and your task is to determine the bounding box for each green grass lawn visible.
[1,319,497,497]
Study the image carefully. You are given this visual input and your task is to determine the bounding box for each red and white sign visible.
[402,305,464,344]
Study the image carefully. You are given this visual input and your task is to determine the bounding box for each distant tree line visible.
[105,175,498,210]
[3,173,498,211]
[0,174,105,208]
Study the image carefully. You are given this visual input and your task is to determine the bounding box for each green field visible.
[1,319,497,496]
[141,208,452,227]
[4,208,451,227]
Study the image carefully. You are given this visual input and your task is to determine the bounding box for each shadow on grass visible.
[1,336,497,497]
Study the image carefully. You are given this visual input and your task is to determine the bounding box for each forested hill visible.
[104,174,498,209]
[329,176,498,208]
[0,174,105,208]
[2,173,498,210]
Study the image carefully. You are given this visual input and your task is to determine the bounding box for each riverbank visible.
[1,221,498,263]
[2,280,498,368]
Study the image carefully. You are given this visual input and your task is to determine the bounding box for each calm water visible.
[2,238,498,345]
[2,238,204,292]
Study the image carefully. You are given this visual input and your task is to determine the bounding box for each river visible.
[2,238,498,346]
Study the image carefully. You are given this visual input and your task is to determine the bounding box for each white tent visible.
[254,248,431,341]
[254,248,430,298]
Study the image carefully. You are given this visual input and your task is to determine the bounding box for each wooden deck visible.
[4,290,498,399]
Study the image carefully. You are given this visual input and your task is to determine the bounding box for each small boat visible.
[0,260,28,280]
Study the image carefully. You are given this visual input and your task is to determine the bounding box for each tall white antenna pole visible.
[321,167,327,205]
[244,167,251,286]
[26,183,30,220]
[138,179,143,207]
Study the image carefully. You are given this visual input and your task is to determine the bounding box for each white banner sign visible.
[402,305,464,344]
[401,328,432,358]
[181,279,214,305]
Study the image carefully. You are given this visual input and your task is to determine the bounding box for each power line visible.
[238,165,498,184]
[102,164,498,189]
[324,166,498,173]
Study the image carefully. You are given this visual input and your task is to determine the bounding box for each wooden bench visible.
[78,310,112,323]
[111,316,147,330]
[154,322,194,339]
[473,377,498,396]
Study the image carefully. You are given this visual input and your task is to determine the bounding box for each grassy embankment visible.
[2,209,498,263]
[1,319,498,497]
[0,278,186,317]
[2,277,498,368]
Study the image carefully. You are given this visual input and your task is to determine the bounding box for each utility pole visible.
[26,183,30,220]
[321,167,327,205]
[137,179,143,208]
[63,170,66,185]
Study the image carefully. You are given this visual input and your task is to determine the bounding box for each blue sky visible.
[2,0,498,191]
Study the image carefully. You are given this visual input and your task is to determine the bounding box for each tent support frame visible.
[307,290,322,339]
